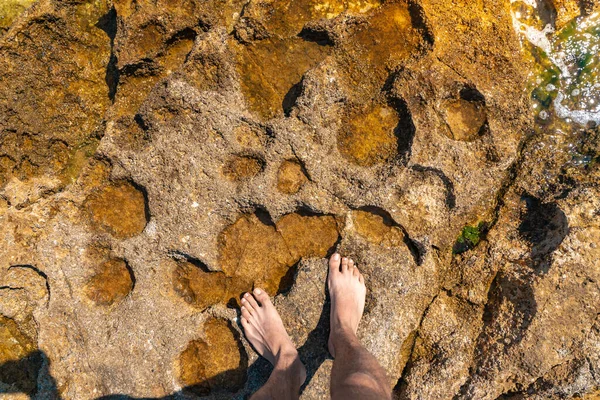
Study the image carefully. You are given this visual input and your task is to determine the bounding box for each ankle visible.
[274,346,300,367]
[331,322,358,339]
[274,350,305,388]
[330,325,360,350]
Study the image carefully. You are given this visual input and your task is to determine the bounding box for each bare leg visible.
[328,254,392,400]
[240,288,306,400]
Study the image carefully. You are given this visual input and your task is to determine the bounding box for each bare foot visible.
[327,253,366,357]
[240,288,306,384]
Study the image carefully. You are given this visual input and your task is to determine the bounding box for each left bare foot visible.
[240,288,306,385]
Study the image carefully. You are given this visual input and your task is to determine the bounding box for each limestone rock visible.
[0,0,597,398]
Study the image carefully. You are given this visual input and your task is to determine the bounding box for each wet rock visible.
[550,0,583,29]
[172,261,229,310]
[232,37,330,120]
[218,212,339,297]
[0,0,112,190]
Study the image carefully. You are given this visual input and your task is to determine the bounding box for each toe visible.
[253,288,271,307]
[353,265,360,277]
[240,298,252,315]
[341,257,349,272]
[241,316,249,329]
[348,259,354,272]
[329,253,341,274]
[359,274,365,284]
[244,292,260,310]
[241,306,252,321]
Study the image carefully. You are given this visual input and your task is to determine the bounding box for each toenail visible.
[241,298,247,303]
[244,293,249,298]
[241,306,245,310]
[254,288,262,295]
[332,253,340,260]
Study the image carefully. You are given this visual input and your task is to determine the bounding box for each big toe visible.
[329,253,341,274]
[253,288,271,307]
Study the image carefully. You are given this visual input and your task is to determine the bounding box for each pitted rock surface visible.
[0,0,599,399]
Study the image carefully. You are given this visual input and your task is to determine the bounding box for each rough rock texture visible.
[0,0,598,399]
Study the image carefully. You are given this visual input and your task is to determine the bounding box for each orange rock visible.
[217,212,339,297]
[277,213,339,260]
[218,213,295,296]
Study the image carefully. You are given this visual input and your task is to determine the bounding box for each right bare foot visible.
[240,288,306,387]
[327,253,367,357]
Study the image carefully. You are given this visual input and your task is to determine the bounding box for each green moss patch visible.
[453,222,487,254]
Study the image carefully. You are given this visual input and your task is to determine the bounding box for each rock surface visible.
[0,0,598,399]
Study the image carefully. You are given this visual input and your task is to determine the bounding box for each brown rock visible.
[0,315,40,395]
[232,37,330,120]
[2,0,599,397]
[84,181,148,239]
[351,210,405,247]
[338,103,400,166]
[172,261,229,310]
[0,0,111,189]
[222,155,264,181]
[217,212,339,297]
[84,259,134,306]
[442,98,487,141]
[550,0,582,29]
[277,160,308,194]
[218,212,294,296]
[178,318,247,395]
[277,213,340,260]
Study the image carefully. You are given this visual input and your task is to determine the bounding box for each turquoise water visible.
[511,3,599,166]
[511,3,600,127]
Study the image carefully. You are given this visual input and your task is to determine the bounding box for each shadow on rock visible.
[518,193,568,275]
[453,195,568,398]
[0,350,58,399]
[2,303,333,399]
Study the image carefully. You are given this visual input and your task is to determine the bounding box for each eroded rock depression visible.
[0,0,599,398]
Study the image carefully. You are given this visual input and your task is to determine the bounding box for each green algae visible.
[453,223,487,254]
